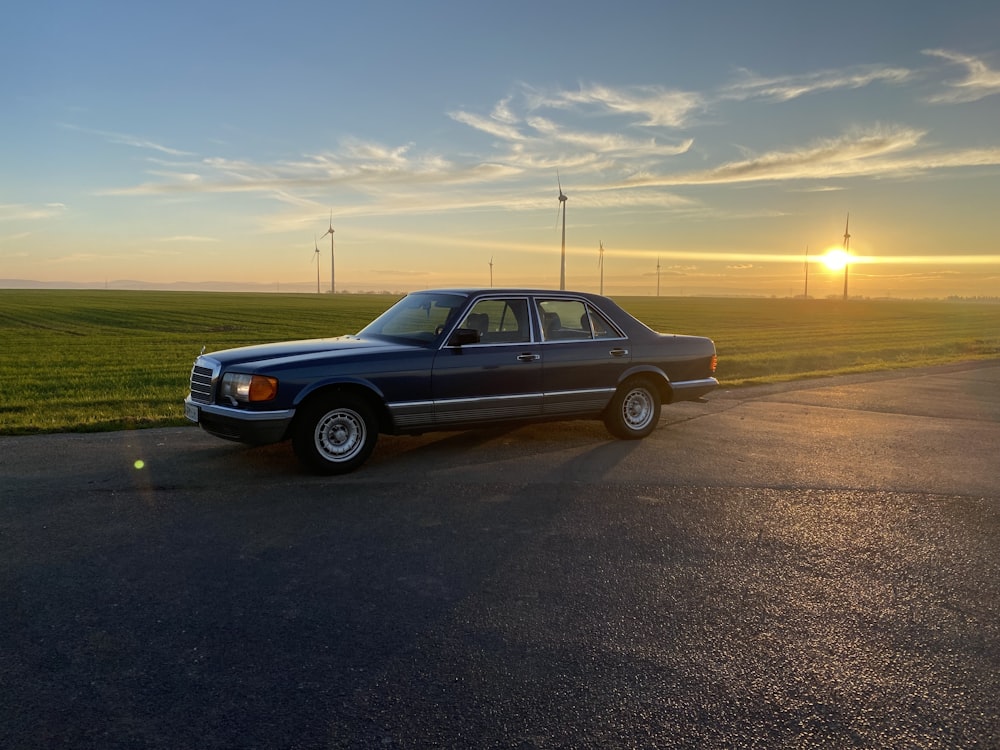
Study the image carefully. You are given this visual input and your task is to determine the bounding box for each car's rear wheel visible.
[292,392,378,474]
[604,377,661,439]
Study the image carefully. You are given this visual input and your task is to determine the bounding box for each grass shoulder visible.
[2,291,998,435]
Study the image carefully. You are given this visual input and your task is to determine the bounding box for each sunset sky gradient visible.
[3,0,1000,297]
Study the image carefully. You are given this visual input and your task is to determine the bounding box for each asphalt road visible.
[2,362,999,749]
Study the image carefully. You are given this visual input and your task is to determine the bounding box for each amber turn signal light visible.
[248,375,279,402]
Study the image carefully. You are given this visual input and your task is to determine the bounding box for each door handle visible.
[517,353,541,362]
[609,348,629,357]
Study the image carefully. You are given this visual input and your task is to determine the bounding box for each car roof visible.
[411,288,610,301]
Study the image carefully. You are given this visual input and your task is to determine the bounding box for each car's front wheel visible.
[604,377,661,439]
[292,392,378,474]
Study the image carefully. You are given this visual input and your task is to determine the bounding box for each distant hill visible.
[0,279,320,293]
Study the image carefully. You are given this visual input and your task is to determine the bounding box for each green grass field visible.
[2,289,999,435]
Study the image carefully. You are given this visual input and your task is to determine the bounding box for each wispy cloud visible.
[370,268,432,278]
[0,203,66,221]
[154,235,219,243]
[531,83,705,128]
[89,55,1000,227]
[720,64,912,102]
[698,125,925,182]
[448,110,526,141]
[448,108,691,161]
[43,251,120,263]
[101,138,486,198]
[97,112,1000,219]
[924,49,1000,102]
[61,124,195,156]
[147,171,203,183]
[525,116,693,156]
[610,124,1000,187]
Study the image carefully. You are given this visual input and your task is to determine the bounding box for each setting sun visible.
[823,248,850,272]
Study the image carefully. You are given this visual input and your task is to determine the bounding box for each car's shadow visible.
[223,419,642,480]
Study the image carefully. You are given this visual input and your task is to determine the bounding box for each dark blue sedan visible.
[184,289,718,474]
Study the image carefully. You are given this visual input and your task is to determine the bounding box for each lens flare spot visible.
[134,459,145,470]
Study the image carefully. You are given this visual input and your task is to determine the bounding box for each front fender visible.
[291,376,387,408]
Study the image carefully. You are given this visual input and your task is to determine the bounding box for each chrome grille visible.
[189,358,219,404]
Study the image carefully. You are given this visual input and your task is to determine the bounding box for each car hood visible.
[205,335,417,369]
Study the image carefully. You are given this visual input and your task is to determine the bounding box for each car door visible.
[431,296,544,425]
[535,297,632,417]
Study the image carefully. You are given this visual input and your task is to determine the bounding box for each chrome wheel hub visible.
[623,389,654,430]
[316,409,365,461]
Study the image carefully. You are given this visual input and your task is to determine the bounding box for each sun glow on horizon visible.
[823,248,850,272]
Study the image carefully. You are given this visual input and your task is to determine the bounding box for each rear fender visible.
[616,366,672,402]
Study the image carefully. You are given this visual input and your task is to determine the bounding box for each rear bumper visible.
[184,396,295,444]
[669,377,719,403]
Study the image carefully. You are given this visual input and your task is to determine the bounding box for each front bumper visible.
[184,396,295,445]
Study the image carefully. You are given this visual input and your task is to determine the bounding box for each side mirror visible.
[447,327,481,347]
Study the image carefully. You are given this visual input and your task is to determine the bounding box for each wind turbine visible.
[489,256,494,288]
[804,245,809,299]
[320,210,335,294]
[598,241,605,295]
[842,213,851,301]
[656,256,662,297]
[312,237,321,294]
[557,172,568,290]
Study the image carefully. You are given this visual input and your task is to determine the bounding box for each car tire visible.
[292,391,378,474]
[604,377,661,439]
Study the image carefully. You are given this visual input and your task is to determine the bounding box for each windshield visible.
[358,292,467,345]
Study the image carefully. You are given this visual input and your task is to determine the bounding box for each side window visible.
[457,298,530,343]
[537,299,591,341]
[585,305,622,339]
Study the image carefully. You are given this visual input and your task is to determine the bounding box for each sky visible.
[3,0,1000,298]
